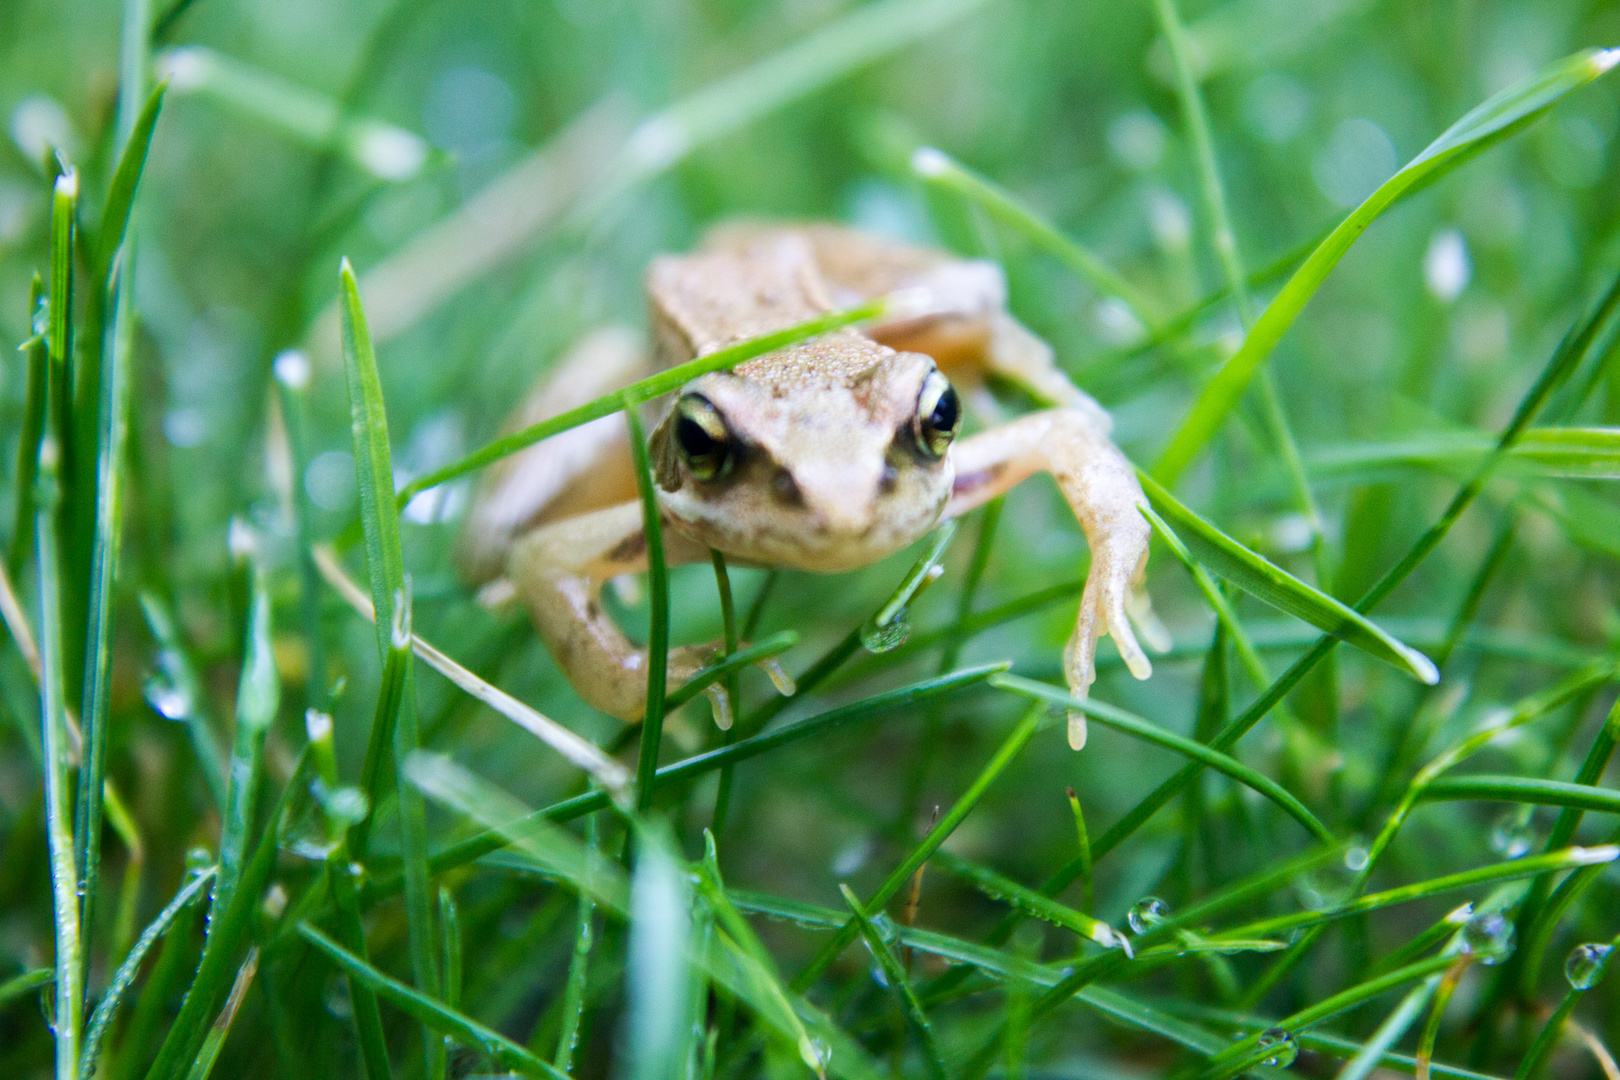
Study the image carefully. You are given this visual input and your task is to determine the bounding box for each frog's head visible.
[651,335,960,572]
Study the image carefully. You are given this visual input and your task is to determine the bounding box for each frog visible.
[458,223,1163,750]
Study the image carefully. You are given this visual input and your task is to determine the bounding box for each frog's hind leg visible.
[458,327,650,587]
[507,502,714,722]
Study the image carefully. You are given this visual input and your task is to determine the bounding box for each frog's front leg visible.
[507,502,716,722]
[944,410,1153,748]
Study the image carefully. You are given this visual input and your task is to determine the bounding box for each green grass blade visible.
[930,850,1131,954]
[1417,775,1620,814]
[0,968,54,1010]
[156,47,429,180]
[348,589,411,859]
[143,753,307,1080]
[328,859,393,1080]
[35,437,82,1080]
[181,947,258,1080]
[1153,48,1620,484]
[95,81,167,274]
[80,867,215,1079]
[911,148,1159,324]
[839,884,947,1080]
[394,301,883,508]
[991,674,1334,843]
[338,256,441,1067]
[626,403,670,813]
[438,885,461,1070]
[386,664,1005,892]
[624,827,696,1080]
[213,559,278,915]
[8,276,47,577]
[551,815,597,1073]
[74,248,140,969]
[793,702,1047,991]
[1139,473,1437,683]
[296,924,569,1080]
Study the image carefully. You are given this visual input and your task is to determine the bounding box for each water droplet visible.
[1489,807,1534,859]
[1461,911,1515,964]
[870,962,890,987]
[142,656,193,720]
[184,846,214,872]
[860,612,911,653]
[799,1036,831,1075]
[869,912,900,947]
[1565,943,1613,990]
[1256,1027,1297,1067]
[1127,897,1170,934]
[1344,845,1370,872]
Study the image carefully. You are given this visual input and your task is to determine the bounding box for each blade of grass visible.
[1080,272,1619,870]
[929,850,1131,955]
[182,947,258,1080]
[378,664,1005,895]
[338,256,442,1073]
[1153,47,1620,484]
[36,435,82,1080]
[347,580,412,859]
[314,545,631,792]
[624,826,696,1080]
[0,968,54,1010]
[1139,473,1436,683]
[1513,931,1618,1080]
[839,884,947,1080]
[551,814,597,1074]
[911,148,1159,324]
[993,674,1334,843]
[101,782,146,971]
[296,924,569,1080]
[626,402,670,814]
[792,701,1048,991]
[394,300,883,508]
[328,859,393,1080]
[272,351,329,711]
[1417,775,1620,814]
[96,81,167,275]
[156,48,428,180]
[213,555,278,916]
[438,886,461,1074]
[709,550,743,837]
[143,753,307,1080]
[9,276,47,577]
[74,248,140,976]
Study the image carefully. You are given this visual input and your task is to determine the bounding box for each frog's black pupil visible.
[677,414,719,459]
[929,386,959,433]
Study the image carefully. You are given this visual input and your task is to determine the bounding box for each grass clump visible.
[2,2,1620,1080]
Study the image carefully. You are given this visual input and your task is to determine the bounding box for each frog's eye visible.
[674,394,733,480]
[913,371,960,459]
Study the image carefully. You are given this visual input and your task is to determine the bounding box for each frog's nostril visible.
[878,462,898,494]
[772,469,803,507]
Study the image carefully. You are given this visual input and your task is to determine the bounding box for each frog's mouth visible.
[660,483,950,574]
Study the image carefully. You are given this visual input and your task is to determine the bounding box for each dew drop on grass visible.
[860,611,911,653]
[870,962,889,987]
[1127,897,1169,934]
[184,845,214,872]
[1489,806,1534,859]
[1256,1027,1297,1067]
[1461,911,1515,964]
[1344,845,1370,872]
[869,912,900,946]
[1564,943,1613,990]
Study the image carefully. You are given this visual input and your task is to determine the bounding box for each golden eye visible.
[913,371,960,459]
[673,394,732,480]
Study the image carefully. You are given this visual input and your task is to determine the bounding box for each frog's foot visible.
[670,642,796,731]
[946,407,1160,749]
[1063,539,1154,750]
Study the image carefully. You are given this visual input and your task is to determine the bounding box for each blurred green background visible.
[2,0,1619,1077]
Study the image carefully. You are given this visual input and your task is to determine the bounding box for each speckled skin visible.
[464,224,1157,743]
